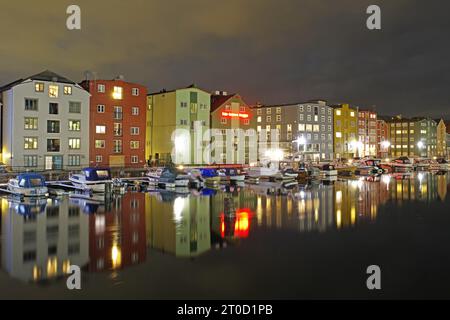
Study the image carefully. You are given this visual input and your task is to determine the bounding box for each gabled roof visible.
[0,70,76,92]
[211,94,236,112]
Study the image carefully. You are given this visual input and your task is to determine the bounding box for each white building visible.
[0,70,90,170]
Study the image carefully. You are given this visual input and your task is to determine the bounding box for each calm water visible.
[0,172,449,299]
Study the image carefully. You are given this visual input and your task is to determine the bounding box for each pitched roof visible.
[0,70,76,92]
[211,94,235,112]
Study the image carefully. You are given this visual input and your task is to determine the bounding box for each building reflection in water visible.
[0,173,448,284]
[0,198,89,283]
[86,192,147,272]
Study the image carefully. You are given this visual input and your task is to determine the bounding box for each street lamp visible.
[417,141,425,149]
[381,140,391,150]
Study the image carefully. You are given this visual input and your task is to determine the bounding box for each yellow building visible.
[436,119,447,158]
[332,104,359,159]
[146,85,211,165]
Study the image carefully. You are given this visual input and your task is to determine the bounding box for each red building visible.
[80,77,147,168]
[377,117,390,159]
[358,110,378,157]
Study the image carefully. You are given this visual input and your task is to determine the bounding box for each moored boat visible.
[69,168,113,193]
[389,157,414,173]
[7,173,48,197]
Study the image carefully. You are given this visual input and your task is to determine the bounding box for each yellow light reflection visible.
[336,209,342,229]
[47,258,58,278]
[111,244,122,269]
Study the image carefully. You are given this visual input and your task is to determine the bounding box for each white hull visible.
[69,177,110,193]
[248,167,279,178]
[320,170,338,177]
[7,184,48,197]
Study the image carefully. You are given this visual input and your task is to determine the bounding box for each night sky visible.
[0,0,449,117]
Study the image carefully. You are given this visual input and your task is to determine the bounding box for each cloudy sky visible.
[0,0,449,117]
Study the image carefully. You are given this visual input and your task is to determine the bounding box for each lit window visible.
[35,83,44,92]
[96,125,106,134]
[69,120,81,131]
[336,132,342,138]
[132,107,139,115]
[69,138,81,150]
[336,110,342,116]
[350,111,355,117]
[257,126,261,132]
[257,116,262,123]
[24,118,38,130]
[298,124,305,131]
[95,140,105,148]
[64,86,72,95]
[113,86,123,100]
[131,141,140,149]
[24,137,38,149]
[49,85,58,98]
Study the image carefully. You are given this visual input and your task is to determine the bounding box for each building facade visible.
[332,104,358,159]
[357,109,378,157]
[210,92,256,164]
[253,100,334,161]
[376,117,390,159]
[146,85,211,165]
[80,77,147,168]
[436,119,447,158]
[387,116,437,158]
[0,71,90,170]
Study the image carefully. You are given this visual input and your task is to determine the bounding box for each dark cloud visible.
[0,0,449,117]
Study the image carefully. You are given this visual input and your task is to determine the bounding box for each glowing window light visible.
[111,245,122,269]
[113,86,123,100]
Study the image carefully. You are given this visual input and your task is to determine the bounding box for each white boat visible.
[157,167,190,188]
[436,158,450,171]
[147,168,164,184]
[7,173,48,197]
[313,163,338,177]
[69,168,113,193]
[248,165,279,178]
[389,157,414,172]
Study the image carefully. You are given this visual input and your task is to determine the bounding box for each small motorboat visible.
[7,173,48,197]
[355,159,384,176]
[247,164,279,178]
[275,168,298,180]
[435,158,450,171]
[69,168,113,193]
[201,168,221,186]
[217,168,246,182]
[147,167,164,185]
[157,167,190,188]
[389,157,414,172]
[185,168,205,188]
[313,163,338,177]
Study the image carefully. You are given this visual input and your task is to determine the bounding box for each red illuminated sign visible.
[221,111,250,119]
[220,209,251,239]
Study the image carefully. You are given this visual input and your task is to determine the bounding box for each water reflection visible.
[0,173,448,286]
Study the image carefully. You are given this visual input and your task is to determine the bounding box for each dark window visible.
[47,139,60,152]
[49,103,58,115]
[47,120,60,133]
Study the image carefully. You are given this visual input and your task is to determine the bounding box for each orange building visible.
[357,109,378,157]
[377,117,390,158]
[80,77,147,168]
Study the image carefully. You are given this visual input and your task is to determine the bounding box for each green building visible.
[146,85,211,165]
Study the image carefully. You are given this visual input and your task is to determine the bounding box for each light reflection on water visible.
[0,172,448,287]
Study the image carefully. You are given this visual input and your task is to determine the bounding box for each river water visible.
[0,172,449,299]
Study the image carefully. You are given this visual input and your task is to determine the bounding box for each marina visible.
[0,170,449,299]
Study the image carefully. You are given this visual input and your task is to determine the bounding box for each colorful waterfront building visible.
[446,121,450,158]
[80,77,147,168]
[357,109,378,157]
[376,117,390,159]
[252,100,334,161]
[386,116,437,158]
[331,103,359,159]
[146,85,211,165]
[435,119,447,158]
[0,70,90,170]
[210,91,256,164]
